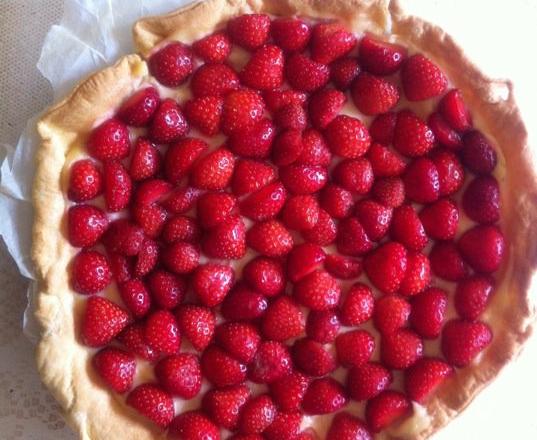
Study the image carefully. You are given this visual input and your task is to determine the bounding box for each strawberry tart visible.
[32,0,537,439]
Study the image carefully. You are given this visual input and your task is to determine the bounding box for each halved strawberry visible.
[118,279,151,318]
[155,353,201,398]
[330,57,361,90]
[202,385,250,431]
[401,54,448,101]
[72,250,111,295]
[393,110,435,157]
[282,195,320,230]
[262,296,305,342]
[190,147,235,190]
[67,205,108,248]
[327,412,372,440]
[176,305,215,352]
[346,362,392,401]
[144,310,181,356]
[271,17,311,52]
[87,118,130,161]
[285,53,330,92]
[201,345,248,387]
[168,411,219,440]
[190,62,239,97]
[295,337,337,376]
[147,269,186,310]
[306,310,341,343]
[409,287,448,339]
[310,21,356,64]
[405,357,453,403]
[373,295,410,335]
[238,395,277,434]
[427,112,462,150]
[458,225,505,273]
[359,34,407,75]
[81,296,129,347]
[351,73,400,115]
[93,347,136,393]
[149,98,189,143]
[184,96,223,136]
[438,88,472,132]
[215,322,261,364]
[232,159,276,195]
[148,42,193,87]
[249,341,292,384]
[129,138,162,181]
[302,378,347,415]
[227,14,271,50]
[246,220,293,257]
[126,384,174,427]
[308,88,346,129]
[441,319,493,367]
[222,89,265,134]
[325,115,371,159]
[241,181,287,221]
[336,330,375,367]
[364,242,408,294]
[293,270,341,311]
[202,216,246,259]
[197,192,237,228]
[454,275,494,320]
[365,391,410,433]
[118,87,160,127]
[241,44,284,90]
[340,283,374,326]
[193,31,231,63]
[68,159,103,202]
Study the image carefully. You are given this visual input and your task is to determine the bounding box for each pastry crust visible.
[32,1,537,439]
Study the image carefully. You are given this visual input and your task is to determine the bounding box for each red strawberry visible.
[203,385,250,430]
[306,310,341,343]
[364,242,408,294]
[155,353,201,398]
[147,269,186,310]
[354,199,392,241]
[297,129,332,166]
[197,192,237,228]
[274,103,307,130]
[118,279,151,318]
[351,73,400,115]
[249,341,292,384]
[346,362,392,401]
[462,175,500,224]
[162,215,200,244]
[429,242,469,281]
[427,112,462,150]
[458,225,505,273]
[215,322,261,364]
[272,129,304,166]
[190,63,239,97]
[282,195,320,230]
[320,184,353,219]
[72,250,111,295]
[381,329,423,369]
[238,395,276,434]
[243,257,284,297]
[325,115,371,159]
[294,270,341,311]
[461,130,497,174]
[270,372,310,411]
[164,137,208,184]
[403,158,440,203]
[262,296,305,341]
[118,87,159,127]
[455,275,494,320]
[373,295,410,335]
[365,391,410,433]
[221,284,268,321]
[176,305,215,351]
[311,22,356,64]
[131,204,167,238]
[430,149,464,196]
[126,384,174,427]
[390,205,427,251]
[193,31,231,63]
[184,96,223,136]
[359,34,407,75]
[81,296,129,347]
[87,118,130,161]
[438,88,472,132]
[393,110,435,157]
[103,161,132,211]
[285,53,330,92]
[134,238,159,277]
[241,45,284,90]
[263,88,307,112]
[129,138,162,181]
[163,186,201,214]
[93,347,135,394]
[340,283,374,326]
[168,411,219,440]
[203,216,246,259]
[232,159,276,195]
[302,209,337,245]
[191,148,235,190]
[333,158,374,194]
[280,164,328,194]
[134,178,172,205]
[201,345,248,387]
[162,241,200,274]
[264,411,302,440]
[246,220,293,257]
[302,378,347,415]
[68,159,103,201]
[241,181,287,221]
[117,323,158,362]
[401,54,448,101]
[399,251,430,296]
[228,14,271,50]
[441,319,493,367]
[372,177,405,208]
[144,310,181,355]
[336,330,375,367]
[108,253,133,284]
[229,118,276,159]
[222,89,265,134]
[405,357,453,403]
[369,113,397,145]
[148,42,193,87]
[336,217,374,256]
[308,88,346,129]
[324,254,362,280]
[419,198,459,240]
[327,412,372,440]
[330,57,361,90]
[67,205,108,248]
[271,17,311,52]
[410,287,448,339]
[149,98,189,143]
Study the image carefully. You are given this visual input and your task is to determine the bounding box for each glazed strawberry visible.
[359,34,407,75]
[325,115,371,159]
[462,175,500,224]
[430,149,465,196]
[228,13,270,50]
[221,285,268,321]
[131,202,164,238]
[241,45,284,90]
[365,390,410,433]
[354,199,393,241]
[393,110,435,157]
[264,411,302,440]
[243,257,284,297]
[302,209,337,245]
[282,195,320,230]
[184,96,223,136]
[401,54,448,101]
[419,198,459,240]
[232,159,276,195]
[191,63,239,97]
[108,252,133,284]
[270,17,310,52]
[129,138,162,181]
[390,205,427,251]
[373,295,410,335]
[241,181,287,221]
[118,87,159,127]
[403,158,440,203]
[308,88,346,129]
[302,377,347,415]
[330,57,361,90]
[337,217,374,256]
[238,395,276,434]
[372,177,405,208]
[118,279,151,318]
[324,254,362,279]
[215,322,261,364]
[306,310,341,343]
[164,137,208,184]
[271,129,303,166]
[147,269,186,309]
[346,362,392,401]
[270,372,310,411]
[262,296,305,341]
[382,329,423,369]
[319,185,352,219]
[327,412,372,440]
[274,103,307,130]
[103,161,132,211]
[336,330,375,367]
[176,305,215,351]
[162,241,200,274]
[162,216,200,244]
[203,385,250,430]
[144,310,181,356]
[285,53,330,92]
[458,225,505,273]
[441,319,493,367]
[351,73,400,115]
[246,220,293,257]
[288,243,327,283]
[294,270,341,311]
[364,242,408,294]
[280,164,328,194]
[203,215,247,259]
[249,341,292,384]
[221,89,265,134]
[149,42,193,87]
[193,31,231,62]
[197,192,237,228]
[163,186,201,214]
[409,287,448,339]
[155,353,201,398]
[134,238,159,277]
[297,129,332,166]
[455,275,494,320]
[229,118,276,159]
[439,88,472,132]
[339,283,374,326]
[263,88,308,112]
[202,345,248,387]
[87,118,130,161]
[399,251,431,296]
[429,241,469,281]
[81,296,129,347]
[149,98,189,143]
[67,205,108,248]
[333,158,374,194]
[461,130,497,174]
[369,113,397,145]
[311,22,356,64]
[427,113,462,150]
[117,323,158,362]
[72,250,111,295]
[168,411,220,440]
[126,384,174,427]
[68,159,103,201]
[134,178,172,205]
[293,338,336,377]
[405,357,453,404]
[93,347,135,394]
[190,148,235,190]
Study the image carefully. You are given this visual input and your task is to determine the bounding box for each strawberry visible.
[403,158,440,203]
[325,115,371,159]
[193,31,231,63]
[340,283,374,326]
[221,285,268,321]
[81,296,129,347]
[365,391,410,433]
[190,147,235,190]
[438,88,472,132]
[241,44,284,90]
[131,204,167,238]
[129,138,162,181]
[280,164,328,194]
[455,275,494,320]
[149,98,189,143]
[201,345,248,387]
[163,186,201,214]
[264,411,302,440]
[393,110,435,157]
[249,341,292,384]
[390,205,427,251]
[126,384,174,427]
[271,17,311,52]
[441,319,493,367]
[427,112,462,150]
[308,88,346,129]
[401,54,447,101]
[346,362,392,401]
[359,34,407,75]
[263,88,307,112]
[155,353,201,398]
[202,385,250,430]
[241,181,287,221]
[246,220,293,257]
[148,42,193,87]
[327,412,372,440]
[351,73,400,115]
[134,178,172,205]
[369,113,397,145]
[430,149,464,196]
[282,195,320,230]
[336,330,375,367]
[311,22,356,64]
[164,137,208,184]
[93,347,135,394]
[222,89,265,134]
[458,225,505,273]
[297,129,332,166]
[405,357,453,403]
[238,395,276,434]
[324,254,362,279]
[215,322,261,364]
[419,198,459,240]
[118,86,160,127]
[87,118,130,161]
[372,177,405,208]
[270,372,310,411]
[229,118,276,159]
[190,62,239,97]
[462,175,500,224]
[364,242,408,294]
[108,253,133,284]
[274,103,307,130]
[162,215,200,244]
[147,269,186,310]
[232,159,276,195]
[306,310,341,343]
[302,377,347,415]
[302,209,337,245]
[203,215,247,259]
[271,129,304,166]
[227,14,271,50]
[176,305,215,351]
[117,323,158,362]
[332,158,374,194]
[67,205,108,248]
[262,296,305,341]
[72,250,111,295]
[336,217,374,256]
[381,329,423,369]
[429,242,469,281]
[118,279,151,318]
[144,310,181,356]
[330,57,361,90]
[461,130,497,174]
[399,251,430,296]
[68,159,103,201]
[134,238,159,277]
[285,53,330,92]
[294,270,341,311]
[243,257,284,297]
[168,411,219,440]
[197,192,237,228]
[162,241,200,274]
[184,95,223,136]
[373,295,410,335]
[103,161,132,211]
[354,199,393,241]
[409,287,448,339]
[319,184,353,219]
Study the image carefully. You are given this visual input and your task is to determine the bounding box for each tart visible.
[32,0,537,439]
